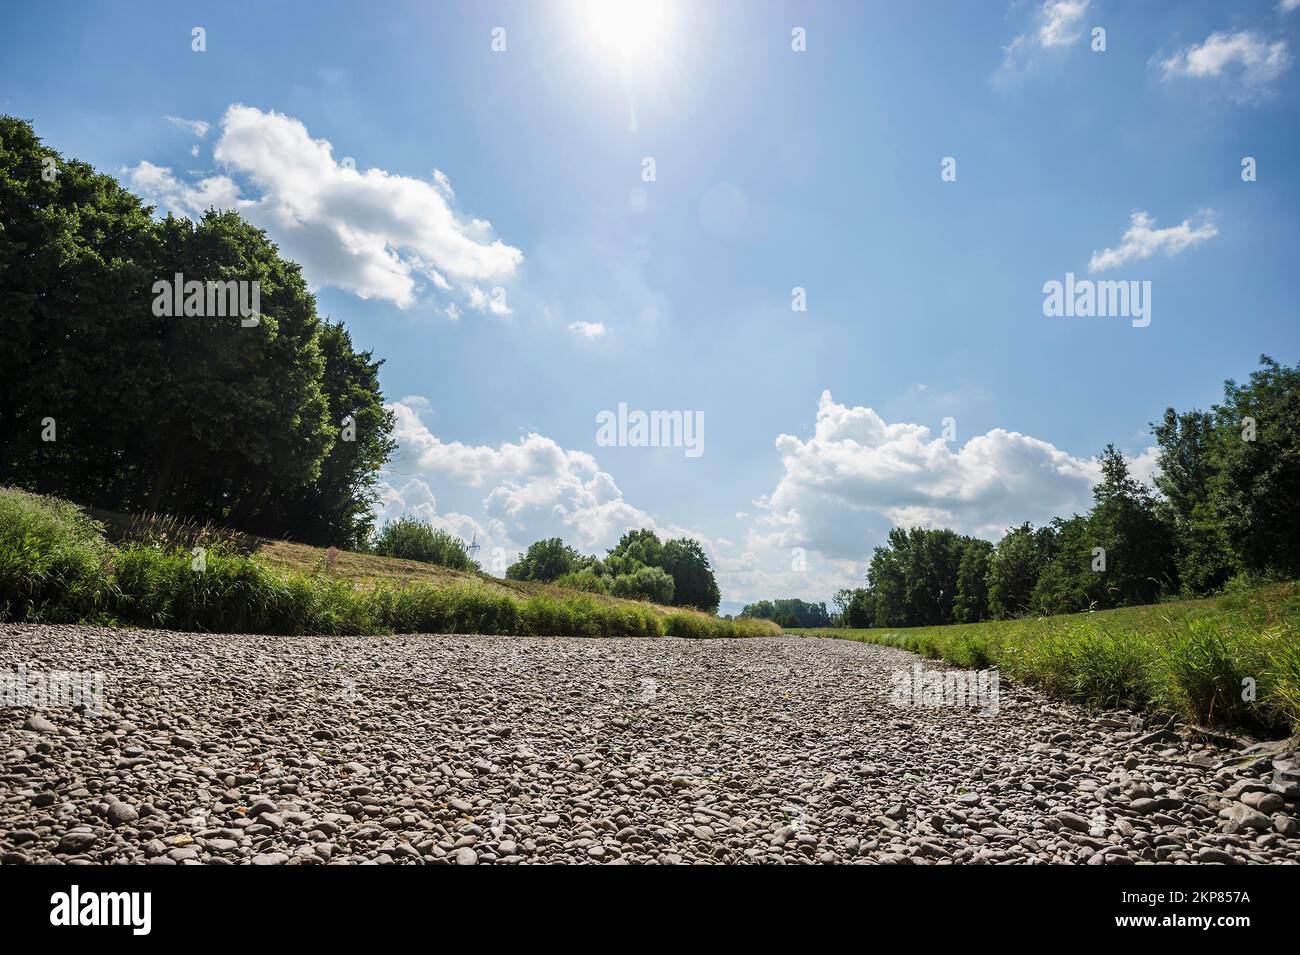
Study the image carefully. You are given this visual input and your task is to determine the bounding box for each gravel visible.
[2,623,1298,865]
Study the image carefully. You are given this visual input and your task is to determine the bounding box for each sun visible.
[581,0,671,68]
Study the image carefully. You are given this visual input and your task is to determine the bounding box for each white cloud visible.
[374,393,1163,607]
[1282,0,1300,14]
[1088,210,1217,273]
[127,105,523,310]
[568,320,607,339]
[1036,0,1090,48]
[166,115,210,138]
[750,391,1157,564]
[996,1,1090,82]
[1160,30,1290,96]
[123,160,240,218]
[380,398,699,557]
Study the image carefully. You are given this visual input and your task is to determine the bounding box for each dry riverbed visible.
[1,624,1298,864]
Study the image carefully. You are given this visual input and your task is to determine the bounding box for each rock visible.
[453,846,478,865]
[1194,847,1237,865]
[107,802,139,826]
[1241,791,1283,814]
[1057,811,1090,833]
[1221,803,1272,832]
[1223,778,1270,800]
[56,832,96,854]
[23,714,57,735]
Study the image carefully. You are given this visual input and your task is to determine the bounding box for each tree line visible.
[831,356,1300,628]
[0,116,396,549]
[737,598,831,628]
[506,529,722,613]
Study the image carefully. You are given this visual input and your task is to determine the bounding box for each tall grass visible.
[0,488,113,622]
[0,488,777,640]
[797,588,1300,735]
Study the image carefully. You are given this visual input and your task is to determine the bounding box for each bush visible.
[608,565,675,604]
[370,517,478,571]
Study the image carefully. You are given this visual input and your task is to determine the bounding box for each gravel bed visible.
[2,624,1298,864]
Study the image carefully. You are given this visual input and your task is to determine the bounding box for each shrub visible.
[370,517,478,570]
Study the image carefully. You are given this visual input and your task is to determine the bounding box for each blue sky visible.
[4,0,1298,609]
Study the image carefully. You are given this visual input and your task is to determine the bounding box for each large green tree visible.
[1086,445,1177,607]
[659,537,721,612]
[506,537,588,582]
[986,522,1045,618]
[1208,357,1300,579]
[0,116,394,545]
[953,537,993,623]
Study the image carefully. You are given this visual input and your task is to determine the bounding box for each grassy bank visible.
[0,488,778,639]
[792,587,1300,735]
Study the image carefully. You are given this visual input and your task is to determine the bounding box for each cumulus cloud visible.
[374,393,1163,606]
[750,391,1152,563]
[379,398,703,566]
[126,104,523,310]
[568,320,607,339]
[123,161,240,218]
[1160,30,1290,96]
[1088,210,1217,273]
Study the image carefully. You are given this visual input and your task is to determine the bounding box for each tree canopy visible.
[0,116,394,548]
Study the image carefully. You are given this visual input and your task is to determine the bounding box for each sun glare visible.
[581,0,670,67]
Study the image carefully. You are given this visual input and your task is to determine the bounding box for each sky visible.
[3,0,1299,612]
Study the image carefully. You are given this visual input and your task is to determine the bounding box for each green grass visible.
[1,487,778,640]
[791,587,1300,735]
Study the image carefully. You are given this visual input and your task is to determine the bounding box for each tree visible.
[832,588,873,628]
[1152,407,1238,595]
[987,523,1044,618]
[739,598,830,628]
[1208,357,1300,579]
[864,527,971,627]
[1085,445,1176,607]
[0,114,159,506]
[0,117,393,545]
[1030,515,1093,615]
[953,538,993,623]
[259,320,396,548]
[607,529,664,568]
[507,537,587,582]
[866,529,909,626]
[660,538,721,612]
